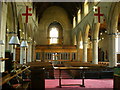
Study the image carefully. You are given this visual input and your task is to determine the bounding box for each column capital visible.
[108,33,118,36]
[83,41,88,44]
[92,39,98,43]
[27,41,32,44]
[108,33,119,38]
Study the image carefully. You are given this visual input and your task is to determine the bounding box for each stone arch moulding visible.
[108,2,119,33]
[83,24,90,42]
[76,30,82,41]
[77,30,83,47]
[98,2,113,24]
[41,5,71,31]
[45,19,66,42]
[45,19,64,32]
[72,33,77,45]
[6,3,14,32]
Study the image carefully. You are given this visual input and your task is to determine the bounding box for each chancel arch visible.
[37,6,72,45]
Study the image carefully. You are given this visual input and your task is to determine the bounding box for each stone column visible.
[108,3,119,67]
[20,47,27,64]
[27,42,32,62]
[23,47,27,64]
[0,2,7,72]
[92,39,98,64]
[6,33,10,50]
[0,3,7,58]
[32,43,35,62]
[92,23,100,64]
[82,41,88,62]
[13,45,17,70]
[6,33,14,52]
[77,45,81,61]
[109,34,117,67]
[20,47,23,64]
[13,45,16,62]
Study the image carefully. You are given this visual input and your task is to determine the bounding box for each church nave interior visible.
[0,1,120,90]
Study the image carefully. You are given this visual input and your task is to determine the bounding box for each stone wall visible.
[35,6,72,45]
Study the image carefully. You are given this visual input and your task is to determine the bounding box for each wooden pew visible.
[0,66,31,89]
[63,62,113,79]
[27,62,54,79]
[64,61,109,67]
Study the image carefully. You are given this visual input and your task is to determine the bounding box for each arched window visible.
[73,16,76,28]
[50,27,59,44]
[77,9,81,23]
[48,22,63,45]
[84,0,89,16]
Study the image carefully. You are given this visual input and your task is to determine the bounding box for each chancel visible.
[0,0,120,90]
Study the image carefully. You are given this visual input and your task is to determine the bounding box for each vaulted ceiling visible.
[33,2,82,24]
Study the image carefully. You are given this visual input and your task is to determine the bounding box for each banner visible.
[94,6,104,23]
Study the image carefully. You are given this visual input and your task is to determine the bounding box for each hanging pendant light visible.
[20,23,28,47]
[20,40,28,47]
[9,34,20,45]
[0,40,4,45]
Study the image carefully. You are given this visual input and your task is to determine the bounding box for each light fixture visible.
[7,29,9,32]
[102,37,104,40]
[19,29,21,31]
[0,40,4,45]
[21,40,28,47]
[34,41,36,45]
[20,23,28,47]
[100,33,102,35]
[9,34,20,45]
[105,31,107,33]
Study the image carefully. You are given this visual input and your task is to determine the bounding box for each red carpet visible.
[45,79,113,90]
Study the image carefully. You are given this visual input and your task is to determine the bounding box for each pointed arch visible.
[77,31,83,49]
[83,24,90,43]
[73,34,77,45]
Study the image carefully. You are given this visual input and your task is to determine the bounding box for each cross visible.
[94,7,104,23]
[22,6,32,23]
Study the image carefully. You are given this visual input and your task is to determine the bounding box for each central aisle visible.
[45,79,113,90]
